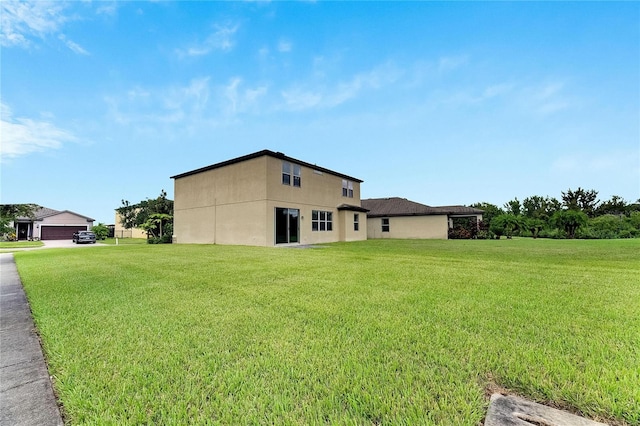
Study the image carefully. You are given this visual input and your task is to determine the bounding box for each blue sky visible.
[1,1,638,224]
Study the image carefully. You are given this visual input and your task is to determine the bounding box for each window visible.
[282,161,291,185]
[381,218,390,232]
[354,214,359,231]
[283,161,301,187]
[293,164,301,187]
[342,180,354,198]
[312,210,333,231]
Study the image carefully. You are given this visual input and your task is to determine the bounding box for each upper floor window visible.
[282,161,301,187]
[342,180,354,198]
[293,164,301,187]
[382,218,390,232]
[282,161,291,185]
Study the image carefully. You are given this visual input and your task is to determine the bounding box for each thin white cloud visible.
[0,102,78,161]
[438,55,469,73]
[522,82,571,115]
[96,2,118,16]
[277,39,292,53]
[1,1,90,54]
[163,77,211,113]
[58,34,89,55]
[280,62,404,111]
[258,46,270,58]
[281,89,323,111]
[1,1,67,47]
[438,80,570,117]
[442,82,515,106]
[221,77,268,116]
[177,23,239,57]
[106,77,269,131]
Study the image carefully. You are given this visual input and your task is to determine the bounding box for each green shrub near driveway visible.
[14,239,640,425]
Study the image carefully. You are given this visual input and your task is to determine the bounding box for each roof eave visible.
[171,149,364,183]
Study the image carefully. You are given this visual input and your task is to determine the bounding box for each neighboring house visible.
[113,212,148,239]
[14,207,94,240]
[362,197,483,240]
[171,150,368,246]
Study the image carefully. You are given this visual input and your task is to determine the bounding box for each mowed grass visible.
[98,238,147,245]
[14,239,640,425]
[0,240,44,250]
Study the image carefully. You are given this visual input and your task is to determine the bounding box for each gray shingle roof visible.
[337,203,369,212]
[171,149,363,183]
[16,207,94,222]
[361,197,483,217]
[33,207,61,219]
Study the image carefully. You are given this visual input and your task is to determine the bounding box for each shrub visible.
[448,217,480,239]
[91,223,110,240]
[538,228,565,239]
[2,231,17,242]
[578,214,637,239]
[147,234,172,244]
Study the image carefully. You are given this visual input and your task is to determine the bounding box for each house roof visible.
[170,149,364,183]
[337,203,369,213]
[361,197,484,218]
[17,207,94,222]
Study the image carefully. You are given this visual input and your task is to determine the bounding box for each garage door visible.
[40,226,87,240]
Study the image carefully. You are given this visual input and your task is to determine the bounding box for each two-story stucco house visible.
[171,150,368,246]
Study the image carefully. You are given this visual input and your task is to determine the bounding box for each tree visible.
[552,209,588,239]
[116,200,138,230]
[135,190,173,227]
[561,188,599,217]
[470,202,504,225]
[0,204,40,236]
[140,213,173,239]
[503,198,522,216]
[522,195,561,221]
[118,190,174,243]
[91,223,109,240]
[596,195,628,216]
[490,214,522,239]
[523,217,546,239]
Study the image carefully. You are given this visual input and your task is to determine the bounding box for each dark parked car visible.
[73,231,96,244]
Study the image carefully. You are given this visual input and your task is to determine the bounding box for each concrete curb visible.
[0,253,64,426]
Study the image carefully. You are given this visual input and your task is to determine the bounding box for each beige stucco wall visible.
[173,154,365,246]
[338,210,367,243]
[174,156,269,245]
[113,212,147,238]
[367,215,449,240]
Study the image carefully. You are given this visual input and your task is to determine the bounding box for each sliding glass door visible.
[275,208,299,244]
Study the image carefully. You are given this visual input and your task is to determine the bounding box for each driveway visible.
[42,240,106,249]
[0,240,107,252]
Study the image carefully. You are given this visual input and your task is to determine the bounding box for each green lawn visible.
[98,237,148,245]
[14,239,640,425]
[0,240,44,251]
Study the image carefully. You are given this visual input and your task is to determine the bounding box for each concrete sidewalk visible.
[0,253,64,426]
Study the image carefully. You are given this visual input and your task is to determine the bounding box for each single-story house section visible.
[362,197,483,240]
[171,150,368,247]
[14,207,95,240]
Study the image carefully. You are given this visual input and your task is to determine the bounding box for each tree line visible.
[451,188,640,239]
